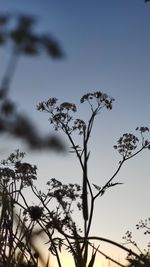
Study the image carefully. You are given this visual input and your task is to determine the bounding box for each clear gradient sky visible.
[0,1,150,266]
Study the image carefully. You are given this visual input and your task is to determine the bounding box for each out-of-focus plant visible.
[0,13,64,150]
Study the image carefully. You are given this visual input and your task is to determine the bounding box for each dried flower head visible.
[28,206,43,221]
[114,133,139,158]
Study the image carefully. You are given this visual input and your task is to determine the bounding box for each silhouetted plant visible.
[0,6,149,267]
[0,13,64,150]
[122,218,150,267]
[0,150,39,266]
[0,90,149,267]
[35,91,150,267]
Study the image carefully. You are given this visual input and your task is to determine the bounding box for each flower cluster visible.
[28,206,44,221]
[1,149,25,165]
[15,161,37,186]
[114,133,139,158]
[136,218,150,235]
[59,102,77,112]
[47,178,81,203]
[72,119,86,135]
[136,126,150,148]
[0,167,15,184]
[37,97,58,112]
[122,230,133,243]
[37,92,115,137]
[136,127,149,133]
[0,150,37,187]
[37,99,77,133]
[80,91,115,110]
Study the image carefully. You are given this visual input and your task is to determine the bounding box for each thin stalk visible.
[82,130,89,223]
[37,220,62,267]
[94,145,146,200]
[94,159,125,200]
[88,242,126,267]
[0,46,20,96]
[83,196,95,251]
[86,236,149,264]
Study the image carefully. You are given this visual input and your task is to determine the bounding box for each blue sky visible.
[0,1,150,266]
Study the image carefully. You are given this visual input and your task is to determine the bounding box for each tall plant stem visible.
[0,47,20,96]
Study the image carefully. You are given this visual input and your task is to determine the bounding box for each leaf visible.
[108,182,123,188]
[88,246,99,267]
[88,251,97,267]
[92,184,101,191]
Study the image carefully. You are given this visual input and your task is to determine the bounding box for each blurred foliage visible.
[0,13,64,151]
[0,14,63,58]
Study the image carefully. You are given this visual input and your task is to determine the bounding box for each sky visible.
[0,1,150,266]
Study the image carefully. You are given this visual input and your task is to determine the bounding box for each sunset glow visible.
[0,1,150,266]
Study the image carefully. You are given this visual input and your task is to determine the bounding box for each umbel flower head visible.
[28,206,43,221]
